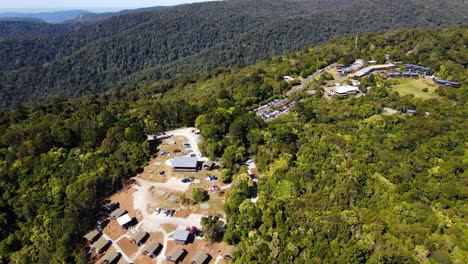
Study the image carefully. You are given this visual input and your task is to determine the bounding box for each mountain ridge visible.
[0,0,466,109]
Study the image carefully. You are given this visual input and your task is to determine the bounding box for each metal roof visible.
[83,230,100,241]
[224,246,237,257]
[101,251,120,263]
[130,231,147,243]
[172,230,190,241]
[172,157,198,168]
[116,214,132,226]
[143,241,162,254]
[93,237,109,251]
[111,208,126,217]
[166,246,185,260]
[191,251,209,264]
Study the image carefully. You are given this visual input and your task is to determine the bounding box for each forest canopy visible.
[0,0,467,108]
[0,27,466,263]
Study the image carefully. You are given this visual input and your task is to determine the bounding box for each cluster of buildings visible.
[337,59,365,76]
[405,64,431,75]
[386,63,430,79]
[338,60,462,88]
[351,64,396,77]
[252,99,294,121]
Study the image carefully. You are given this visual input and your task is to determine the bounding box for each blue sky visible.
[0,0,218,11]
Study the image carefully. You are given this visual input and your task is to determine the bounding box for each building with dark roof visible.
[406,64,431,74]
[172,157,198,172]
[434,79,461,88]
[102,201,119,212]
[351,64,395,77]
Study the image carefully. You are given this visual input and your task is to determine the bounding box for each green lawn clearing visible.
[391,78,438,99]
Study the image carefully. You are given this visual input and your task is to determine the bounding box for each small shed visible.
[83,230,101,243]
[101,251,121,264]
[143,241,162,257]
[173,230,190,245]
[172,157,198,172]
[92,237,110,253]
[190,251,210,264]
[130,231,148,246]
[116,214,132,228]
[102,201,119,212]
[166,247,186,263]
[223,246,237,259]
[202,161,215,171]
[110,208,127,219]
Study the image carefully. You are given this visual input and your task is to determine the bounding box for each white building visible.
[332,85,360,96]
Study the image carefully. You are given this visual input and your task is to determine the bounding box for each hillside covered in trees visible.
[0,0,467,109]
[0,21,80,39]
[0,27,466,263]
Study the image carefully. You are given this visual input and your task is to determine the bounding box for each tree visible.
[192,188,209,202]
[201,216,224,243]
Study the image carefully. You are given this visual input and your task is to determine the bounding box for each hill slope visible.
[0,21,80,39]
[0,27,465,263]
[0,0,467,109]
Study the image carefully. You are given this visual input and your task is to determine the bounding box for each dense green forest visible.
[0,27,466,263]
[0,0,467,108]
[0,21,80,39]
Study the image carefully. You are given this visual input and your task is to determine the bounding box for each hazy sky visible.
[0,0,218,11]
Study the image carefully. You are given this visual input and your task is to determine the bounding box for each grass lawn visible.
[391,78,438,99]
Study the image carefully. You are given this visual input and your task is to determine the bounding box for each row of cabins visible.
[338,59,365,76]
[350,64,396,78]
[434,78,461,88]
[84,228,236,263]
[166,245,237,264]
[387,72,419,78]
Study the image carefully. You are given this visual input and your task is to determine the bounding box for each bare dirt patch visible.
[161,223,177,233]
[164,240,230,264]
[104,219,127,240]
[117,237,140,259]
[109,188,139,219]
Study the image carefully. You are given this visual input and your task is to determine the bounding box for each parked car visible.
[181,178,191,183]
[209,186,220,192]
[170,210,176,217]
[155,208,161,214]
[205,176,218,181]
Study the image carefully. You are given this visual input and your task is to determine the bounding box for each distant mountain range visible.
[0,6,169,24]
[0,0,466,109]
[65,6,169,24]
[0,10,91,23]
